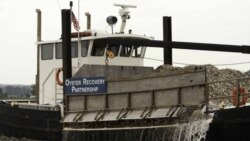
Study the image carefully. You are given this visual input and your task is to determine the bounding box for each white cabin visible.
[37,31,152,105]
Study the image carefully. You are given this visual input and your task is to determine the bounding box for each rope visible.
[144,57,250,67]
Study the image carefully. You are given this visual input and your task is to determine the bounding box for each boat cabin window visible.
[91,40,105,56]
[55,42,78,59]
[41,44,53,60]
[132,46,143,57]
[91,38,145,57]
[81,40,89,57]
[71,42,78,58]
[120,45,132,57]
[55,43,62,59]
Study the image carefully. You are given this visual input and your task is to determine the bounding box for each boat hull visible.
[206,106,250,141]
[0,102,62,141]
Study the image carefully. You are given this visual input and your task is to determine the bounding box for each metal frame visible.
[95,38,250,54]
[206,77,250,113]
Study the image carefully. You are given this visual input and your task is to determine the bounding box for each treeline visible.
[245,70,250,76]
[0,84,35,99]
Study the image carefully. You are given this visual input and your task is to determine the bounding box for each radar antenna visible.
[114,4,137,34]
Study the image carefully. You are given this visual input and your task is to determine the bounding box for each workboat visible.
[1,3,250,141]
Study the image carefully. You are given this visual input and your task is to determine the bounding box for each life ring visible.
[232,87,248,106]
[56,68,63,86]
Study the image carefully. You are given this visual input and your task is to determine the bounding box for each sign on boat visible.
[65,77,107,94]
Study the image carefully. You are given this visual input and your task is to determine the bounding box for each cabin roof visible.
[36,30,153,45]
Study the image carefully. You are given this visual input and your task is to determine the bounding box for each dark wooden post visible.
[61,9,72,110]
[163,16,172,65]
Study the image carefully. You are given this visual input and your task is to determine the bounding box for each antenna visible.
[114,3,137,34]
[114,4,137,9]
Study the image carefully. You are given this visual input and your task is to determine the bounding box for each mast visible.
[70,1,81,67]
[36,9,41,104]
[114,4,136,34]
[77,0,81,67]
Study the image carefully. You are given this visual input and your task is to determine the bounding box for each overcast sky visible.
[0,0,250,84]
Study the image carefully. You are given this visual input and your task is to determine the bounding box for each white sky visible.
[0,0,250,84]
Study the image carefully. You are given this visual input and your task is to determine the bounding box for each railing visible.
[205,77,250,113]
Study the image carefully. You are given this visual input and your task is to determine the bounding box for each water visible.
[0,119,212,141]
[62,118,212,141]
[0,134,42,141]
[172,118,212,141]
